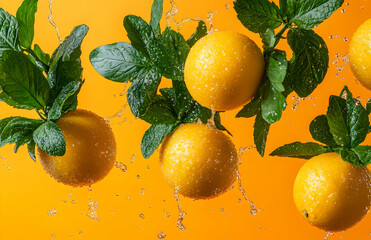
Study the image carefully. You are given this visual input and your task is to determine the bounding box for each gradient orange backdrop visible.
[0,0,370,239]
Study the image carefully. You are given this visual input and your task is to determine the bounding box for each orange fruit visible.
[159,123,238,199]
[293,153,371,231]
[349,18,371,90]
[37,109,116,187]
[184,31,265,111]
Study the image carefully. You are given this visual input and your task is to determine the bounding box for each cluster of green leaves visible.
[234,0,344,156]
[0,0,88,160]
[90,0,228,159]
[271,86,371,166]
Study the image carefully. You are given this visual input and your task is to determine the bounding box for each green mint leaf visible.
[0,9,21,55]
[33,121,65,156]
[261,84,286,124]
[346,99,369,148]
[287,0,344,30]
[266,50,287,92]
[309,115,338,147]
[33,44,50,65]
[0,90,33,110]
[27,140,36,161]
[182,103,211,124]
[127,67,161,117]
[279,0,288,16]
[90,42,149,83]
[270,142,331,159]
[234,0,283,34]
[327,95,350,147]
[0,117,42,147]
[236,94,261,118]
[124,15,153,58]
[124,16,182,80]
[341,146,371,167]
[254,112,270,157]
[141,123,178,159]
[48,25,88,97]
[187,21,207,47]
[150,0,163,37]
[339,86,370,147]
[287,28,329,97]
[14,132,33,153]
[214,112,232,135]
[140,95,178,124]
[261,50,288,124]
[48,81,81,121]
[16,0,38,49]
[161,27,190,78]
[0,50,49,109]
[260,28,275,50]
[172,80,195,119]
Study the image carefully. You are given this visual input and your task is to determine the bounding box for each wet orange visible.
[184,31,265,111]
[37,109,116,187]
[159,123,238,199]
[293,153,371,232]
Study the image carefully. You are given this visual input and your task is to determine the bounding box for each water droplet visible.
[158,232,167,239]
[48,208,57,215]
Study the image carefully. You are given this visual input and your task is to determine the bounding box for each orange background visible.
[0,0,371,239]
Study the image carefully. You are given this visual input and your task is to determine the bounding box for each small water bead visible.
[139,213,145,219]
[51,234,56,238]
[130,154,136,164]
[48,208,57,215]
[225,4,230,9]
[114,162,127,172]
[157,232,167,239]
[341,9,345,13]
[141,188,145,196]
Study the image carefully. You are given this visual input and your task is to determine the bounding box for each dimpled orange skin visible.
[159,123,238,199]
[37,109,116,187]
[293,153,371,232]
[184,31,265,112]
[349,18,371,90]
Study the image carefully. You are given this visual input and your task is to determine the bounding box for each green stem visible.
[24,49,49,73]
[272,24,290,49]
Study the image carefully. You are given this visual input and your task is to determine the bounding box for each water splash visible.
[114,161,128,172]
[165,0,201,31]
[105,102,129,124]
[207,110,216,128]
[332,53,349,77]
[291,96,316,111]
[86,201,100,221]
[236,170,262,215]
[205,11,217,34]
[324,232,334,240]
[48,0,62,43]
[238,146,256,159]
[174,187,186,231]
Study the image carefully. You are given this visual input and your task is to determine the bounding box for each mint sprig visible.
[234,0,343,156]
[90,0,229,159]
[271,86,371,167]
[0,0,88,160]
